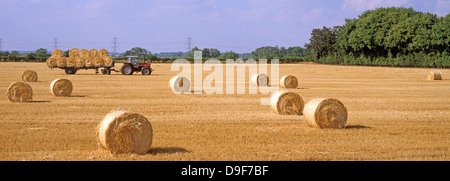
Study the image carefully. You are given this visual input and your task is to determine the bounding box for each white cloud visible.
[341,0,410,12]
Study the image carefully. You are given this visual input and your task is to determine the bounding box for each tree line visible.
[305,7,450,68]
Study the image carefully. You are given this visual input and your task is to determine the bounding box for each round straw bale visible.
[22,70,38,82]
[75,57,85,68]
[99,49,109,57]
[280,75,298,89]
[103,56,113,66]
[270,90,304,115]
[67,57,77,67]
[69,48,79,57]
[94,56,104,66]
[85,57,94,67]
[251,73,269,86]
[97,110,153,155]
[51,49,64,58]
[46,57,57,68]
[6,82,32,103]
[428,70,442,80]
[79,49,90,59]
[90,49,99,58]
[303,98,348,129]
[50,78,73,97]
[56,57,67,68]
[169,75,190,93]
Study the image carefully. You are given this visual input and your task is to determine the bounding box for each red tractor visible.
[121,55,153,75]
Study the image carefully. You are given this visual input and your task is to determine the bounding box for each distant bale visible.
[79,49,90,59]
[303,98,348,129]
[67,57,77,67]
[69,48,79,57]
[85,57,94,67]
[251,73,269,86]
[99,49,109,57]
[169,75,190,93]
[75,57,85,68]
[22,70,38,82]
[270,90,304,115]
[51,49,64,58]
[280,75,298,89]
[103,56,113,66]
[50,78,73,97]
[94,56,104,66]
[90,49,99,58]
[56,57,67,68]
[6,82,32,103]
[428,70,442,80]
[46,57,57,68]
[97,110,153,155]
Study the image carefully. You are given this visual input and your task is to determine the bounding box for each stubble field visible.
[0,62,449,161]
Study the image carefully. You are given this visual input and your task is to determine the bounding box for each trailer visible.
[55,56,153,75]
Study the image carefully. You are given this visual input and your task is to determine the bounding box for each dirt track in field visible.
[0,62,449,161]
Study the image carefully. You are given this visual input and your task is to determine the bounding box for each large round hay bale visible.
[94,56,104,66]
[428,70,442,80]
[90,49,99,58]
[251,73,269,86]
[67,57,77,67]
[270,90,304,115]
[46,57,57,68]
[169,75,190,93]
[75,57,85,68]
[79,49,90,59]
[22,70,38,82]
[50,78,73,97]
[103,56,113,66]
[6,82,32,103]
[99,49,109,57]
[51,49,64,58]
[97,110,153,155]
[69,48,79,57]
[85,57,94,67]
[303,98,348,129]
[56,57,67,68]
[280,75,298,89]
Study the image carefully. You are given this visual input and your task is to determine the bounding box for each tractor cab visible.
[129,56,140,68]
[121,55,153,75]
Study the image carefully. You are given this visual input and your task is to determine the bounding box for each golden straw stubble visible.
[7,82,33,103]
[97,110,153,155]
[280,75,298,89]
[427,70,442,80]
[303,98,348,129]
[270,90,304,115]
[22,70,38,82]
[50,78,73,97]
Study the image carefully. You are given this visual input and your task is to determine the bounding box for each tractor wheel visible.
[102,68,111,75]
[121,64,134,75]
[65,68,77,75]
[141,68,151,75]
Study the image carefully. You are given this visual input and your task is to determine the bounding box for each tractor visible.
[121,55,153,75]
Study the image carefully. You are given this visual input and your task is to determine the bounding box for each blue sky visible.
[0,0,449,53]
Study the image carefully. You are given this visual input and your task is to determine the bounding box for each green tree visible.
[220,51,239,59]
[305,26,340,59]
[35,48,48,57]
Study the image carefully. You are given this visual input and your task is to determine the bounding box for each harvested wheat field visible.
[0,62,449,161]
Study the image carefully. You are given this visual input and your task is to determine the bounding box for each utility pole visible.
[112,37,118,53]
[186,36,192,52]
[52,37,59,50]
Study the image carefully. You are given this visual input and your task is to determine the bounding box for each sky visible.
[0,0,449,54]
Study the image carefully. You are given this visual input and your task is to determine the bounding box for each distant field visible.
[0,62,449,161]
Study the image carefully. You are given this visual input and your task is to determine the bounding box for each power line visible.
[112,37,118,53]
[186,36,193,52]
[52,37,59,50]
